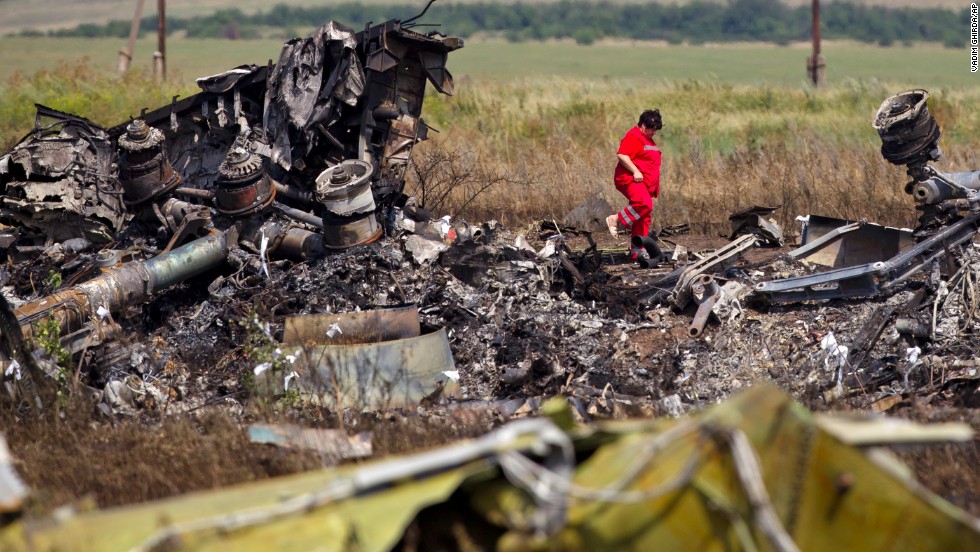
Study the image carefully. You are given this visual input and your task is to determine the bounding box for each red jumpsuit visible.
[613,126,662,241]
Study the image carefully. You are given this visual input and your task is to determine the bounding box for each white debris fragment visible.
[284,370,299,391]
[5,360,22,380]
[514,234,534,253]
[259,229,271,279]
[254,318,272,338]
[796,215,810,238]
[442,370,460,382]
[536,237,557,258]
[96,305,111,320]
[253,362,272,376]
[326,323,343,339]
[820,331,849,392]
[438,215,452,239]
[906,346,922,366]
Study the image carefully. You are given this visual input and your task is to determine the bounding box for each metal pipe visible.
[273,182,313,204]
[689,292,720,338]
[14,232,228,339]
[174,187,215,201]
[913,171,980,204]
[273,202,322,228]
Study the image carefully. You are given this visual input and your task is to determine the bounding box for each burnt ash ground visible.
[3,222,979,515]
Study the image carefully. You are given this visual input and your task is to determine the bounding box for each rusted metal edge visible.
[282,304,421,346]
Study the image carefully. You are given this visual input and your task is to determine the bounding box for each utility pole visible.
[117,0,146,75]
[154,0,167,81]
[807,0,826,87]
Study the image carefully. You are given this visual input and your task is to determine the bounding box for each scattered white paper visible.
[253,362,272,376]
[326,323,343,339]
[442,370,460,382]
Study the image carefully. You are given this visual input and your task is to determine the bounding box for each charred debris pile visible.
[0,11,976,430]
[0,11,978,548]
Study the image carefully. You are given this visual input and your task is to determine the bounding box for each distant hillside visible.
[0,0,964,36]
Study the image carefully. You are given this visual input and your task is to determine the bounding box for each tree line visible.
[26,0,967,48]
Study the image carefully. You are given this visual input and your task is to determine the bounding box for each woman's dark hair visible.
[638,109,663,130]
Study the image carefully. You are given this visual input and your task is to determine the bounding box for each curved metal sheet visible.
[322,214,382,249]
[264,326,456,410]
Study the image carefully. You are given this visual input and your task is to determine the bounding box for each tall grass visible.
[0,61,194,150]
[415,78,980,230]
[2,63,979,232]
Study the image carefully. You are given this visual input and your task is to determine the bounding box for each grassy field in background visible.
[0,0,964,35]
[0,35,978,233]
[0,36,976,88]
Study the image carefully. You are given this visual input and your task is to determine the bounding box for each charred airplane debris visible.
[755,89,980,303]
[0,9,463,389]
[0,64,979,542]
[3,386,978,550]
[0,11,975,481]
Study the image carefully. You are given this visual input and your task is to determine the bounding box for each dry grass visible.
[1,395,498,511]
[1,401,319,511]
[412,78,980,231]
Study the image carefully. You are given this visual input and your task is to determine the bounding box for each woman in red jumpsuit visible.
[606,109,663,259]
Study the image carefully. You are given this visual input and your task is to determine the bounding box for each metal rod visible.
[273,202,322,228]
[174,187,215,201]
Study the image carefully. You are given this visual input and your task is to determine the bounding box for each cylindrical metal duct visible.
[14,232,228,339]
[872,89,942,167]
[316,160,382,249]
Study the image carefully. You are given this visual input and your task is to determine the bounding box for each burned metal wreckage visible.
[0,11,978,545]
[0,12,464,404]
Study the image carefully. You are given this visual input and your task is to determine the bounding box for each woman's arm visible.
[617,153,643,182]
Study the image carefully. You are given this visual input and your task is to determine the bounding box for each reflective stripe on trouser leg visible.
[621,181,653,239]
[618,205,639,227]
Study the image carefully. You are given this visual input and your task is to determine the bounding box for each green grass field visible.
[0,0,964,35]
[0,36,976,89]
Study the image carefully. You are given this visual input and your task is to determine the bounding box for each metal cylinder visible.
[118,119,181,206]
[912,171,980,204]
[315,160,376,216]
[872,89,942,167]
[895,318,930,338]
[692,275,720,304]
[214,147,275,216]
[322,213,382,249]
[317,160,381,249]
[14,232,228,339]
